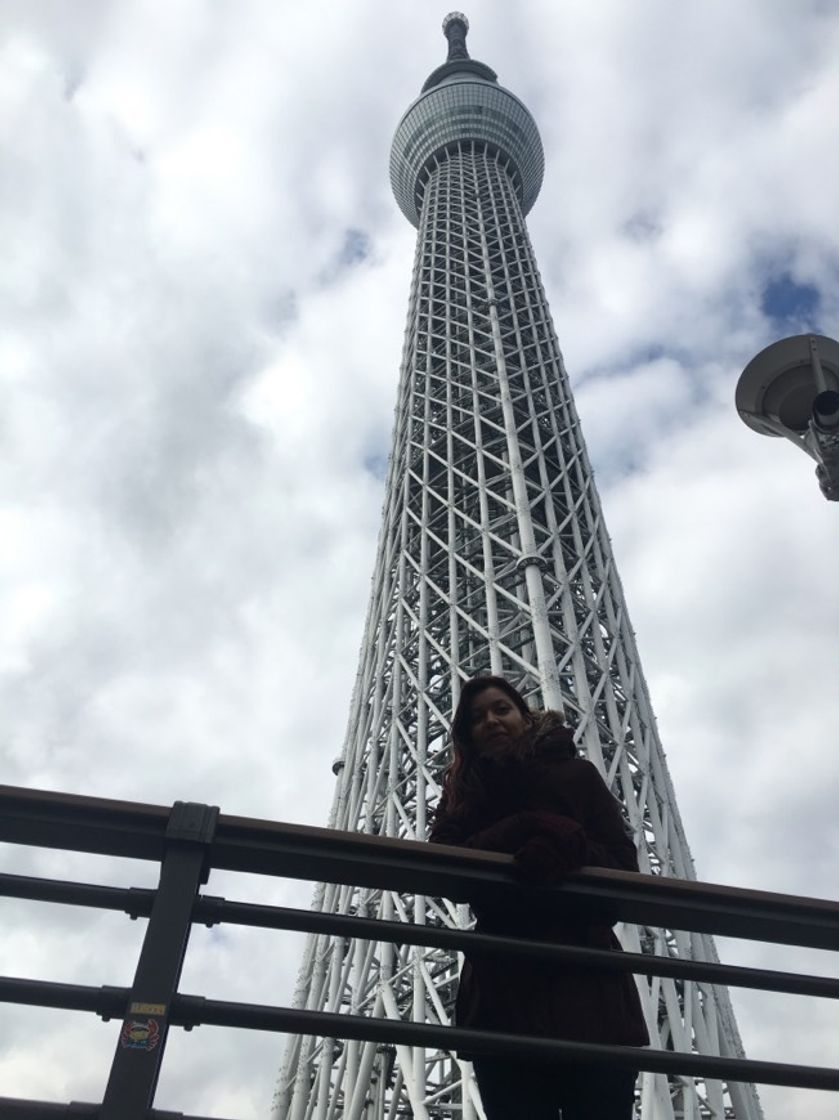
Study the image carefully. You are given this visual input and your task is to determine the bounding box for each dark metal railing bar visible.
[0,784,171,863]
[0,1105,100,1120]
[169,994,839,1093]
[3,976,833,1097]
[3,974,838,1093]
[4,783,839,950]
[193,895,839,1001]
[0,976,128,1016]
[160,828,839,950]
[4,783,839,1113]
[4,870,837,1001]
[0,1100,239,1120]
[0,872,155,919]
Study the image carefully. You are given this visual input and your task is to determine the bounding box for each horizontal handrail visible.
[1,976,838,1093]
[0,1101,236,1120]
[172,996,839,1092]
[3,782,839,949]
[3,781,839,1114]
[192,894,839,999]
[3,872,839,1001]
[0,872,155,916]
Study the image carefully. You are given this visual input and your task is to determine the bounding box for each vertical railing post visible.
[100,800,218,1120]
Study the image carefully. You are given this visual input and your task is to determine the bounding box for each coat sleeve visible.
[427,807,474,848]
[577,760,640,872]
[430,806,576,855]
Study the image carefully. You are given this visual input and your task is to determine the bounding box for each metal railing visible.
[1,782,839,1119]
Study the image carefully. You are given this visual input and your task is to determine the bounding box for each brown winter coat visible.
[429,711,650,1050]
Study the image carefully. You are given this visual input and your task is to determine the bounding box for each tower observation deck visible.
[275,15,764,1120]
[390,13,543,228]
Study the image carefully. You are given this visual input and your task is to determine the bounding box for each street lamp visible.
[736,333,839,500]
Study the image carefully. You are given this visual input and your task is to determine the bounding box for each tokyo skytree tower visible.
[275,15,762,1120]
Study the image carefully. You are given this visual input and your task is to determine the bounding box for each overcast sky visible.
[1,2,838,1117]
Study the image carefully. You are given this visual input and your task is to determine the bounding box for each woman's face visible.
[469,686,530,757]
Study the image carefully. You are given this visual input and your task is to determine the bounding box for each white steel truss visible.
[274,25,763,1120]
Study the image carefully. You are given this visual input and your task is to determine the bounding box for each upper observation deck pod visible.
[390,13,544,227]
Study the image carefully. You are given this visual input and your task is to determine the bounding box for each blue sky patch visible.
[761,273,820,328]
[318,228,372,286]
[363,452,388,480]
[339,228,371,267]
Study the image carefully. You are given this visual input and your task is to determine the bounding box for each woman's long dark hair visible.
[440,676,533,818]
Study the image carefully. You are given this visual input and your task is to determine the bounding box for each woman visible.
[429,675,649,1120]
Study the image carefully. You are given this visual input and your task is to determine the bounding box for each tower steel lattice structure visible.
[274,15,763,1120]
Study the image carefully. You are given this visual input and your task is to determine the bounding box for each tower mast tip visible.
[442,12,470,60]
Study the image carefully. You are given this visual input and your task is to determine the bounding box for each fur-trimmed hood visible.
[520,708,577,758]
[473,709,576,801]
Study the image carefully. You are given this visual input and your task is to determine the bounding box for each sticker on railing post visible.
[129,1001,166,1015]
[120,1017,161,1051]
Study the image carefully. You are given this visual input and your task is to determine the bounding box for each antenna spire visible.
[443,12,469,61]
